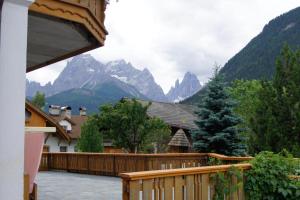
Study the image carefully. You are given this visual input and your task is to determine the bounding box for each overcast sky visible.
[26,0,299,93]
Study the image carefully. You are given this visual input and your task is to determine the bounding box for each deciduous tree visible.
[96,99,171,153]
[77,117,103,152]
[31,91,45,110]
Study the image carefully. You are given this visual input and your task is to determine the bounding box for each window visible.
[60,146,67,152]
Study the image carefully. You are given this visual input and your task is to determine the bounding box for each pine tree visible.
[250,45,300,156]
[77,117,103,152]
[192,68,246,156]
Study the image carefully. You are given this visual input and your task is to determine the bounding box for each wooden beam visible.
[25,127,56,133]
[120,163,252,181]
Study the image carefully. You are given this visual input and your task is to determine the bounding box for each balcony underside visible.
[27,0,108,72]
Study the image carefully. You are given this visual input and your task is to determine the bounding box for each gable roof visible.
[51,115,88,139]
[25,100,71,142]
[138,100,198,130]
[168,129,191,147]
[51,115,76,125]
[68,115,88,139]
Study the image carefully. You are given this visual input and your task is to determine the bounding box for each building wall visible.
[45,134,76,152]
[25,107,46,127]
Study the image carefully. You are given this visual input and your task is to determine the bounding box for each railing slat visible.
[174,176,184,200]
[201,174,209,200]
[130,180,140,200]
[186,175,195,200]
[142,179,153,200]
[164,177,173,200]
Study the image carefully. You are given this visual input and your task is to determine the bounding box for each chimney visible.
[49,105,61,116]
[61,106,72,118]
[79,107,87,116]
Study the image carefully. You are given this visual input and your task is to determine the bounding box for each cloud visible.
[27,0,300,92]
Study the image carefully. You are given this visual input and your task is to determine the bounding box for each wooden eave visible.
[27,0,108,72]
[25,100,71,142]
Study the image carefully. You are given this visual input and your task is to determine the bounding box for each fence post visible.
[67,153,69,171]
[23,174,29,200]
[122,179,130,200]
[47,153,51,170]
[113,155,116,176]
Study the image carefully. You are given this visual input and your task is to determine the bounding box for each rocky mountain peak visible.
[166,72,201,102]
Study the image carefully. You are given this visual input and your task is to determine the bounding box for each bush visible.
[245,151,300,199]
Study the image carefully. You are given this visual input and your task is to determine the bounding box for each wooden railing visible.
[39,152,252,176]
[120,163,252,200]
[40,153,209,176]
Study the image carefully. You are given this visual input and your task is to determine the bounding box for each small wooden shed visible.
[168,129,191,153]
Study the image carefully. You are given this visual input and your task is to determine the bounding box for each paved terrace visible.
[37,171,122,200]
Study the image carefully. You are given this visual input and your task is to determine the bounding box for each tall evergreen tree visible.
[192,68,246,156]
[250,45,300,156]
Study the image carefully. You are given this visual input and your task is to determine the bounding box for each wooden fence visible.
[39,152,252,176]
[120,163,252,200]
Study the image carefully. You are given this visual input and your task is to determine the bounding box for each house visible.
[25,100,71,152]
[0,1,108,198]
[125,99,198,152]
[47,105,87,152]
[48,105,124,153]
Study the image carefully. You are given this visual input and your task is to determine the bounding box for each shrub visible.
[245,151,300,199]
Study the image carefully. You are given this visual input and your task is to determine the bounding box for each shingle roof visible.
[138,100,198,130]
[52,115,88,139]
[69,115,88,139]
[168,129,191,147]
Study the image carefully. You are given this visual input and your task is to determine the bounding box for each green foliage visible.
[77,117,103,152]
[140,117,171,153]
[31,91,45,110]
[250,46,300,156]
[183,7,300,105]
[228,80,262,125]
[192,68,247,156]
[210,166,243,200]
[227,80,262,152]
[220,7,300,82]
[96,99,171,153]
[245,151,300,200]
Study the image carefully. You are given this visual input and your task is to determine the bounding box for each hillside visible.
[220,6,300,82]
[46,81,147,114]
[183,7,300,105]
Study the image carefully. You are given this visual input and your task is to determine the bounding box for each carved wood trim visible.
[29,0,108,44]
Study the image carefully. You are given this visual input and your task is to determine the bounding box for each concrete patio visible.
[36,171,122,200]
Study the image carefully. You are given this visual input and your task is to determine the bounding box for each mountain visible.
[183,7,300,105]
[46,81,147,114]
[51,54,106,95]
[26,79,52,97]
[166,72,201,102]
[104,60,167,102]
[220,6,300,82]
[27,54,167,102]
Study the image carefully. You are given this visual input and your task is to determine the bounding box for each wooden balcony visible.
[27,0,108,72]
